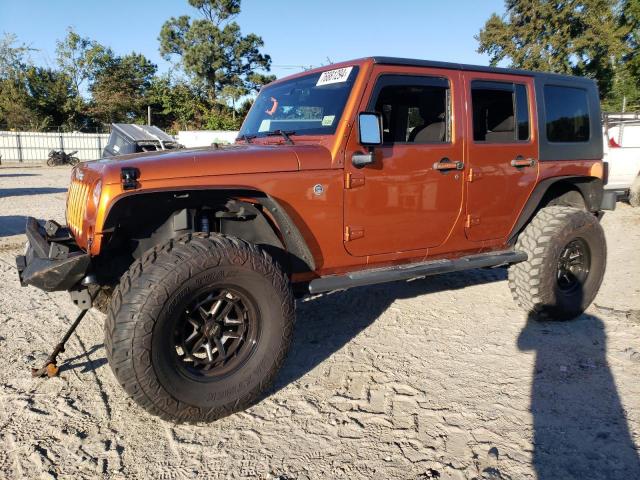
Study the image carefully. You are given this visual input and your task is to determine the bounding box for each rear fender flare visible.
[508,176,603,244]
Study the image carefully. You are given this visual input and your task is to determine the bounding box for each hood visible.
[82,143,333,185]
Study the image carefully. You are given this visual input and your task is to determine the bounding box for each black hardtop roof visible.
[371,56,597,85]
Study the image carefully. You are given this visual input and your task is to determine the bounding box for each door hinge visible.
[344,225,364,242]
[468,168,481,182]
[465,214,481,228]
[345,172,365,189]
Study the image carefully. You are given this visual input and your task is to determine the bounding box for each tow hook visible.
[31,308,89,378]
[31,285,93,378]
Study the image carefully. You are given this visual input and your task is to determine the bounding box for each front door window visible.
[373,78,450,144]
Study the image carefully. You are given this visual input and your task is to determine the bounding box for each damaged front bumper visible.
[16,217,91,295]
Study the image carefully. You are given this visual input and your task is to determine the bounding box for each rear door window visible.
[544,85,590,142]
[471,81,530,143]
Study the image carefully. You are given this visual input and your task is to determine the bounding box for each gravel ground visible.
[1,166,639,480]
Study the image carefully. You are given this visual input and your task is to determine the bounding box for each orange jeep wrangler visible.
[17,57,617,422]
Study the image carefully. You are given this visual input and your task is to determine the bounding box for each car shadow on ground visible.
[272,266,507,391]
[0,187,67,198]
[0,215,32,237]
[519,311,640,479]
[272,272,640,478]
[0,173,41,178]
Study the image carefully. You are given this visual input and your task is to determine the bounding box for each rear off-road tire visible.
[508,206,606,321]
[629,175,640,207]
[105,233,295,423]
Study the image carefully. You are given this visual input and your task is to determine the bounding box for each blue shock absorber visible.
[200,215,210,234]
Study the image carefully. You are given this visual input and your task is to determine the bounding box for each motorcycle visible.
[47,149,80,167]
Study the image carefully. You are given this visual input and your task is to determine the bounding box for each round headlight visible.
[92,179,102,209]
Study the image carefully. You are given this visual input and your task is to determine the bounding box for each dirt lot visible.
[1,166,639,480]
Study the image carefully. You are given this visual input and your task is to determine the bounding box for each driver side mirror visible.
[358,112,383,146]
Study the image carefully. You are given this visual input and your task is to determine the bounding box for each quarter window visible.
[544,85,590,142]
[471,81,529,142]
[372,76,451,144]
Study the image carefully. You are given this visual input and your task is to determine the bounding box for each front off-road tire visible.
[509,206,606,321]
[105,233,295,423]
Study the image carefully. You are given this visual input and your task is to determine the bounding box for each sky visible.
[0,0,507,80]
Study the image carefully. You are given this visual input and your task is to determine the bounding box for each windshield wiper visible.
[265,129,295,145]
[237,133,256,143]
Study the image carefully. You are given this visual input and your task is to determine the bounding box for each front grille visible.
[66,179,89,237]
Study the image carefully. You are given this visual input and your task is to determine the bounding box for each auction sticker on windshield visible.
[322,115,335,126]
[316,66,353,86]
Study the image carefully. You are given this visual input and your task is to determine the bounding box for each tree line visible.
[0,0,274,133]
[1,0,638,134]
[478,0,640,111]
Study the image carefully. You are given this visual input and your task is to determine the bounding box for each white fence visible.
[176,130,238,147]
[0,131,110,164]
[0,129,242,165]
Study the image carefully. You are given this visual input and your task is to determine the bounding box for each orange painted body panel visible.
[66,57,604,283]
[93,171,349,273]
[343,66,465,256]
[462,72,540,242]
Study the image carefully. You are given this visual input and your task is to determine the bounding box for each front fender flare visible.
[101,186,316,272]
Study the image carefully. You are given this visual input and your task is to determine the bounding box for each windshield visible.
[239,66,360,138]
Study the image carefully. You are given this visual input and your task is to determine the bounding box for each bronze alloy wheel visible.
[556,238,591,294]
[173,287,260,379]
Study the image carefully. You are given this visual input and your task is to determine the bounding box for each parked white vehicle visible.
[603,113,640,207]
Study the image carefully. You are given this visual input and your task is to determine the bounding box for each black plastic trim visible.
[508,176,604,243]
[534,77,603,161]
[601,190,617,210]
[103,187,316,272]
[256,196,316,271]
[308,250,527,294]
[25,216,50,258]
